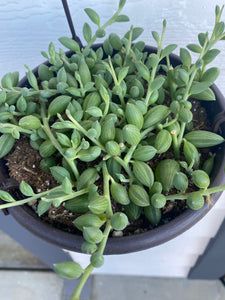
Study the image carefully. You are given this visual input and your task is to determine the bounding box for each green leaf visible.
[83,226,103,243]
[73,213,106,231]
[198,33,207,47]
[0,190,15,202]
[1,73,13,88]
[51,121,76,130]
[215,21,225,38]
[54,262,83,280]
[161,44,177,58]
[86,106,102,117]
[151,76,165,91]
[41,51,49,59]
[64,195,89,213]
[39,140,56,158]
[88,195,108,214]
[191,87,216,101]
[201,67,219,84]
[58,37,80,53]
[84,8,100,26]
[25,67,39,91]
[38,64,53,81]
[83,22,92,43]
[0,91,7,105]
[62,177,73,194]
[100,85,109,103]
[119,0,126,9]
[16,96,27,112]
[66,87,81,97]
[56,132,72,148]
[187,44,202,53]
[77,168,98,191]
[180,48,192,68]
[115,15,129,22]
[0,134,15,158]
[95,28,106,38]
[57,67,67,83]
[110,212,128,230]
[202,49,220,64]
[37,200,51,216]
[48,95,71,116]
[151,31,160,44]
[48,42,56,60]
[184,130,224,148]
[11,72,19,86]
[50,166,71,183]
[190,82,211,95]
[136,62,150,81]
[118,67,129,83]
[124,27,144,41]
[19,181,34,197]
[19,115,41,130]
[77,146,101,162]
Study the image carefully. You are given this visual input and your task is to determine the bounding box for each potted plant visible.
[1,0,225,298]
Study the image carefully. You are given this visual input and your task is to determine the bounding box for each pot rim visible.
[5,44,225,254]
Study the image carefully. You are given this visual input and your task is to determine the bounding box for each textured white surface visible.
[1,0,225,277]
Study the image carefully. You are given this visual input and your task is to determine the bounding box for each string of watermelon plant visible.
[0,1,225,299]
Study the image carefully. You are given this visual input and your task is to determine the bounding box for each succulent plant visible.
[1,0,225,298]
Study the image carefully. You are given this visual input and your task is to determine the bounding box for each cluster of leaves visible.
[1,1,225,299]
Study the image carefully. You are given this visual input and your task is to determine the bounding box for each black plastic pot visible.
[1,45,225,255]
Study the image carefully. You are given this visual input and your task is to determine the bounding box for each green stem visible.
[140,126,154,139]
[70,163,112,300]
[40,103,80,180]
[70,264,94,300]
[124,145,137,163]
[177,122,186,148]
[165,183,225,201]
[0,123,32,135]
[114,156,133,178]
[44,188,88,203]
[66,111,106,151]
[171,130,180,160]
[102,161,113,217]
[85,4,125,50]
[0,186,61,210]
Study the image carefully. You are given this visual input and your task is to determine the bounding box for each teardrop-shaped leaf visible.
[0,190,15,203]
[184,130,224,148]
[202,49,220,64]
[19,181,34,197]
[136,62,150,81]
[161,44,177,58]
[84,8,100,26]
[48,95,71,116]
[187,44,202,53]
[201,67,219,84]
[54,262,83,280]
[0,134,15,158]
[191,87,216,101]
[83,22,92,43]
[115,14,129,22]
[180,48,192,68]
[58,37,80,53]
[50,166,71,183]
[37,200,51,216]
[190,82,211,95]
[151,76,165,91]
[124,27,144,41]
